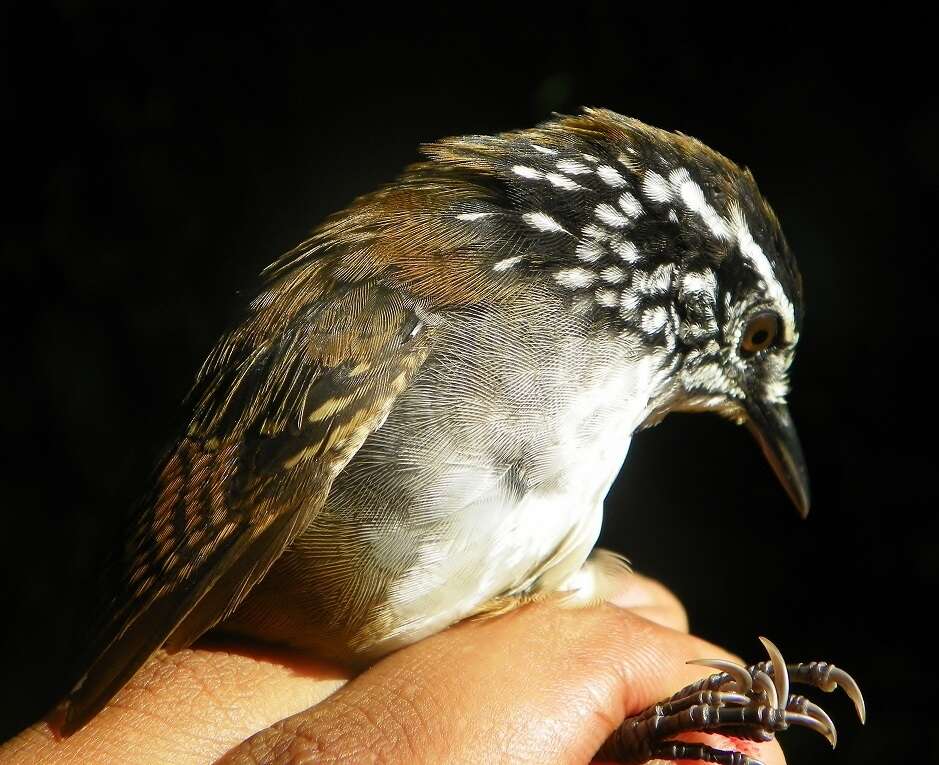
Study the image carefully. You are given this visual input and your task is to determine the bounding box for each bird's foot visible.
[596,637,865,764]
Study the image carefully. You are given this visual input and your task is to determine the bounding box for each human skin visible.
[0,572,786,765]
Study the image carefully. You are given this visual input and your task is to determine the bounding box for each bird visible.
[55,108,863,762]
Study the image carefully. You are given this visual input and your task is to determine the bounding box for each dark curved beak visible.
[743,398,810,518]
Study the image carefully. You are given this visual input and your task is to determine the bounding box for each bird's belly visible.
[223,415,635,665]
[369,471,609,654]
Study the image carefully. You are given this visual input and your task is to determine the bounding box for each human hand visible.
[0,572,785,764]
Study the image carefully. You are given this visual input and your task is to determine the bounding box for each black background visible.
[2,4,936,762]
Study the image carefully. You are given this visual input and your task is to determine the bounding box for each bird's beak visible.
[743,397,811,518]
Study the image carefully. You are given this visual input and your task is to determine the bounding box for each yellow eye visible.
[741,312,780,355]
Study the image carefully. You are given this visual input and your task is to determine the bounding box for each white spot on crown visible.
[641,171,674,203]
[595,203,630,228]
[575,240,604,262]
[493,255,524,272]
[612,238,640,263]
[617,192,643,218]
[512,165,543,180]
[597,165,627,187]
[546,172,585,191]
[554,267,597,289]
[670,168,731,240]
[557,159,592,175]
[600,265,626,283]
[523,211,569,234]
[582,223,608,241]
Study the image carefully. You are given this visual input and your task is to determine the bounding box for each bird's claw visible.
[793,662,866,725]
[597,637,864,763]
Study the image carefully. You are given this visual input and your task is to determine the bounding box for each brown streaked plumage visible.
[60,123,533,731]
[55,111,861,761]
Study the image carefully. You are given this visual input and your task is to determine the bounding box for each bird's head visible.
[418,108,809,516]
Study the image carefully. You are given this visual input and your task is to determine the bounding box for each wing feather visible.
[59,270,437,733]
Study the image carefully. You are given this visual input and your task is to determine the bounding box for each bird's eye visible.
[740,311,780,355]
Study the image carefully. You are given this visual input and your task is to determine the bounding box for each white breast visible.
[370,349,670,655]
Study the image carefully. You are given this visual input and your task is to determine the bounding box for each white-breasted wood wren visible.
[56,110,864,762]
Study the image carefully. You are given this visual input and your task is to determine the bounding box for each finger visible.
[606,570,690,634]
[221,600,785,765]
[0,646,350,765]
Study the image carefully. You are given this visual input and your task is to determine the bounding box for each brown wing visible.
[59,259,438,733]
[57,149,532,733]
